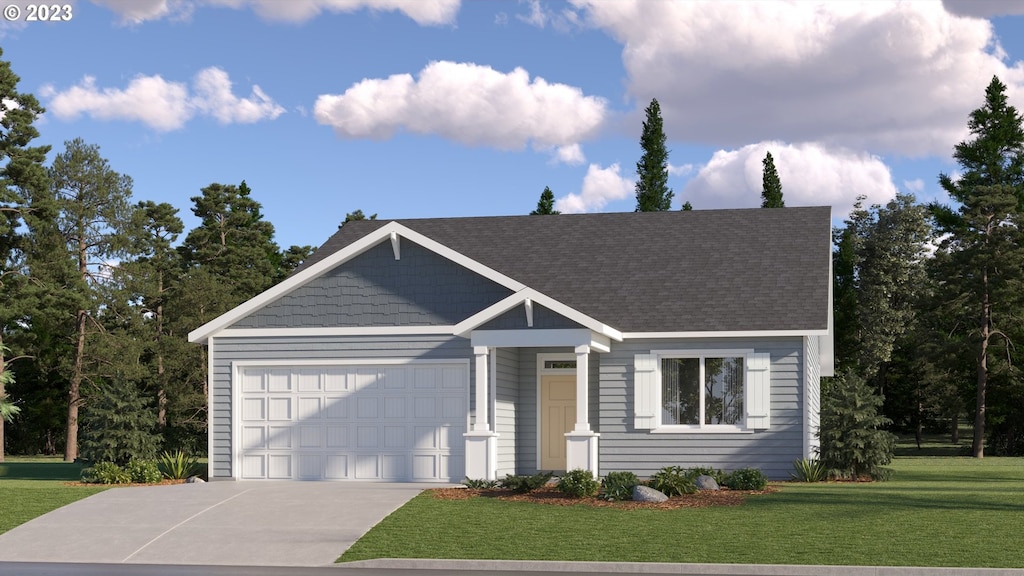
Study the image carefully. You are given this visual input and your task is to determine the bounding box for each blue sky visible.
[3,0,1024,250]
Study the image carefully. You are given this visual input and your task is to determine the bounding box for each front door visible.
[540,374,576,471]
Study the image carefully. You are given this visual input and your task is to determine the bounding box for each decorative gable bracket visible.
[390,231,400,260]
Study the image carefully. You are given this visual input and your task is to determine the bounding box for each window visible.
[544,360,577,370]
[661,356,744,427]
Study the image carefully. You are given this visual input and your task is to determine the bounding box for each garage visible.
[236,362,467,482]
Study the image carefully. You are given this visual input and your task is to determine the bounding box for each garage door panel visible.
[268,397,292,420]
[239,363,466,482]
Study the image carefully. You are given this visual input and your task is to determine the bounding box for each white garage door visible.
[237,362,467,482]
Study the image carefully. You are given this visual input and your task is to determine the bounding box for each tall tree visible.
[47,138,136,461]
[635,99,674,211]
[340,209,376,227]
[931,76,1024,458]
[530,186,560,215]
[761,151,785,208]
[0,50,50,461]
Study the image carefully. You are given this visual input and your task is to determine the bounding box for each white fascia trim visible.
[231,358,471,368]
[454,287,622,341]
[472,329,599,349]
[214,326,456,338]
[622,329,828,339]
[820,241,836,377]
[189,221,527,344]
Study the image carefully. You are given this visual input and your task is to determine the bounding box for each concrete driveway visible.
[0,481,433,567]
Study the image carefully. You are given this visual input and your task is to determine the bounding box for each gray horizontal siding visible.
[231,239,512,329]
[597,337,803,480]
[494,348,520,477]
[209,334,473,479]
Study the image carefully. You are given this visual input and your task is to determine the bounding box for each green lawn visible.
[0,457,108,534]
[339,457,1024,568]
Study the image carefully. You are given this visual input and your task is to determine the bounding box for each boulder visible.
[632,485,668,502]
[186,476,206,483]
[696,475,720,491]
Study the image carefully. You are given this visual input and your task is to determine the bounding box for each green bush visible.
[501,471,553,493]
[158,450,200,480]
[126,459,163,484]
[601,471,639,501]
[819,370,896,480]
[648,466,696,496]
[462,477,499,489]
[723,467,767,490]
[81,461,131,484]
[791,458,827,482]
[79,380,160,466]
[557,469,600,498]
[686,466,726,484]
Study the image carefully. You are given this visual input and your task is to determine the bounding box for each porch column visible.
[565,344,600,477]
[464,346,498,480]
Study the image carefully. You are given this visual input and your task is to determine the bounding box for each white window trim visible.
[651,348,754,434]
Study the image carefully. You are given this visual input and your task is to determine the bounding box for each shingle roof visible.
[296,207,832,334]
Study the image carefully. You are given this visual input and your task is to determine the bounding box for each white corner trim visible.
[622,329,828,339]
[390,230,400,260]
[207,337,217,478]
[453,287,622,341]
[189,221,529,344]
[214,326,456,338]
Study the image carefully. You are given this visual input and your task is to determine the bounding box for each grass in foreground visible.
[0,457,108,534]
[339,457,1024,568]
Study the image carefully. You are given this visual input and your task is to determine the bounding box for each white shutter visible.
[745,353,771,430]
[634,353,657,430]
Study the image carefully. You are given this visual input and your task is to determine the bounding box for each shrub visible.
[501,471,553,493]
[819,370,896,480]
[723,467,767,490]
[791,458,827,482]
[81,461,131,484]
[158,450,200,480]
[462,477,499,489]
[685,466,726,484]
[557,469,600,498]
[601,471,639,501]
[79,380,160,466]
[126,459,163,484]
[648,466,696,496]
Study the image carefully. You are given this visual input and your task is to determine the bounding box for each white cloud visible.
[91,0,460,25]
[314,61,607,151]
[191,67,285,124]
[668,163,694,177]
[553,144,585,165]
[903,178,925,193]
[682,141,898,218]
[517,0,546,28]
[556,163,633,213]
[43,67,283,131]
[570,1,1024,157]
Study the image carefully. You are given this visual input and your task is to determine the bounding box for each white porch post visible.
[565,344,600,477]
[464,346,498,480]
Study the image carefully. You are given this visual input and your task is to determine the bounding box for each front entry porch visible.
[462,330,607,481]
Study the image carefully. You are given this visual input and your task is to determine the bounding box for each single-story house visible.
[189,207,833,482]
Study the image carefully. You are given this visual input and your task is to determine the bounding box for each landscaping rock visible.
[186,476,206,483]
[633,485,668,502]
[696,475,720,491]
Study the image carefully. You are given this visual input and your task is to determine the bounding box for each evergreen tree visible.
[634,99,673,211]
[761,151,785,208]
[0,48,50,461]
[819,370,896,480]
[530,186,560,215]
[681,201,692,211]
[78,378,159,465]
[341,209,376,227]
[47,138,136,461]
[931,76,1024,458]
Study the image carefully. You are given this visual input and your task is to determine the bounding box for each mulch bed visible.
[429,485,776,509]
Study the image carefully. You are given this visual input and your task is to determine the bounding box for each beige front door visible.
[540,374,576,471]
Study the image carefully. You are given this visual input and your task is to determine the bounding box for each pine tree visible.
[819,370,896,480]
[931,76,1024,458]
[635,99,673,211]
[761,151,785,208]
[0,48,50,462]
[530,186,560,215]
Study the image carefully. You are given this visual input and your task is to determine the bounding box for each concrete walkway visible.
[0,481,431,566]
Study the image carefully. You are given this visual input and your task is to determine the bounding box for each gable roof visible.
[289,207,832,335]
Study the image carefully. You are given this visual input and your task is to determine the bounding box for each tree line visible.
[0,50,314,462]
